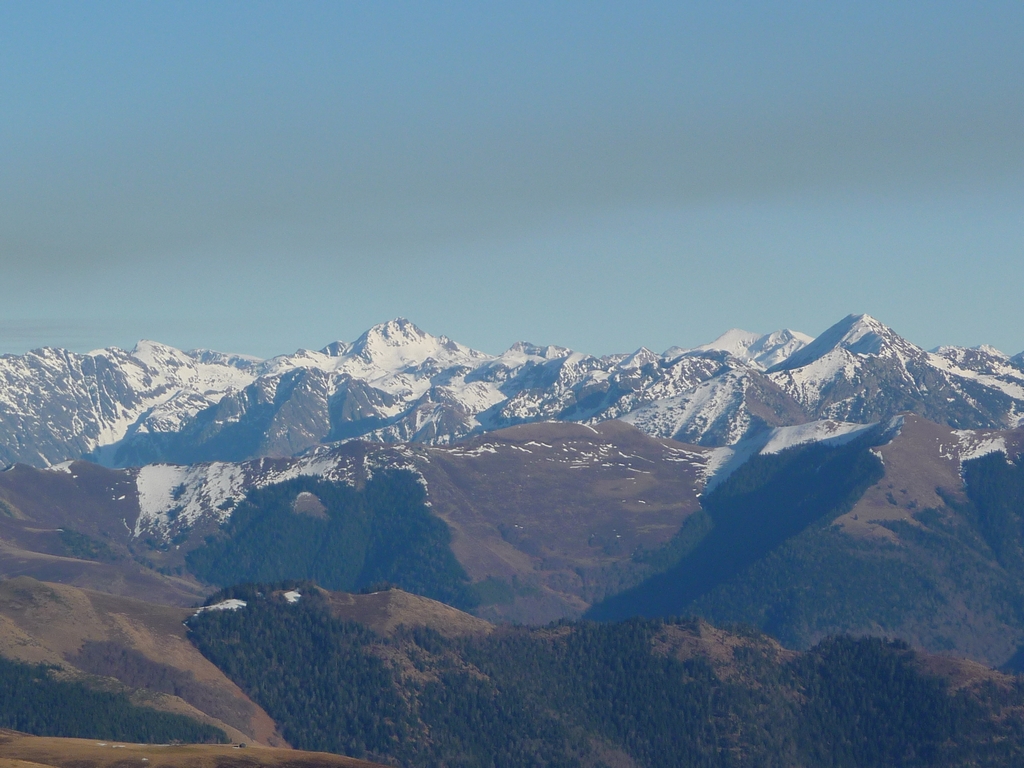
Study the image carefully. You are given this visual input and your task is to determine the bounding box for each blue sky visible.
[2,1,1022,358]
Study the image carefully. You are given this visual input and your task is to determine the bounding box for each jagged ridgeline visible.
[186,587,1024,767]
[0,655,226,743]
[186,471,477,608]
[5,314,1024,470]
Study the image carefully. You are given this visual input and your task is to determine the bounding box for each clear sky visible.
[2,1,1022,358]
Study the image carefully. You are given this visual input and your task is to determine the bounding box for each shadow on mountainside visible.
[587,435,885,622]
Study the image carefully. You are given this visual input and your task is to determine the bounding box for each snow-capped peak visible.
[697,328,813,370]
[348,318,483,369]
[770,314,918,372]
[351,318,431,355]
[617,347,658,371]
[833,314,892,355]
[186,349,264,368]
[130,340,195,371]
[929,343,1023,379]
[698,329,761,355]
[129,341,261,393]
[974,344,1009,360]
[500,342,573,363]
[320,340,352,358]
[5,313,1024,471]
[932,343,1010,362]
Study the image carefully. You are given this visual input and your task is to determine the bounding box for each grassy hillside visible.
[0,577,283,746]
[0,422,712,623]
[0,460,203,606]
[0,655,225,743]
[0,729,388,768]
[187,584,1024,767]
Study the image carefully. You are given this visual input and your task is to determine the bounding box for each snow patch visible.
[195,599,247,613]
[135,462,246,535]
[132,445,437,540]
[620,370,752,443]
[700,419,877,490]
[760,420,876,455]
[954,431,1008,463]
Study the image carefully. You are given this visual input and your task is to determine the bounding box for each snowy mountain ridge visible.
[2,314,1024,468]
[693,328,815,370]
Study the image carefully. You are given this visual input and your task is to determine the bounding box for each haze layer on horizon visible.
[2,2,1022,358]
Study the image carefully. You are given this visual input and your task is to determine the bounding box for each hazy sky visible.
[2,2,1022,358]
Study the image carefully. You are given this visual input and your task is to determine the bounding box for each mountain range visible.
[6,314,1024,761]
[3,407,1024,659]
[3,313,1024,469]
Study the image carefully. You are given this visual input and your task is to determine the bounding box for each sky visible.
[2,1,1022,359]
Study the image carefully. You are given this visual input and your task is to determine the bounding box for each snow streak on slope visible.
[953,431,1009,463]
[620,370,754,445]
[927,351,1024,403]
[135,462,247,535]
[132,446,405,535]
[700,419,883,490]
[759,420,879,455]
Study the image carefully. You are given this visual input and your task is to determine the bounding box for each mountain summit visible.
[345,318,482,369]
[769,314,918,372]
[0,314,1022,468]
[697,327,814,370]
[766,314,1024,428]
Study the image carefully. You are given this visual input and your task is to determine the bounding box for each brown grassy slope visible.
[0,731,385,768]
[820,414,1024,664]
[656,617,1013,696]
[835,414,1024,542]
[323,588,491,637]
[0,462,202,606]
[0,462,137,540]
[0,578,283,747]
[417,420,710,622]
[665,619,1023,729]
[0,422,712,623]
[835,415,1019,540]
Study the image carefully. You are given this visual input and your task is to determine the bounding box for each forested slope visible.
[0,655,226,743]
[588,439,1024,666]
[187,585,1024,768]
[186,471,477,608]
